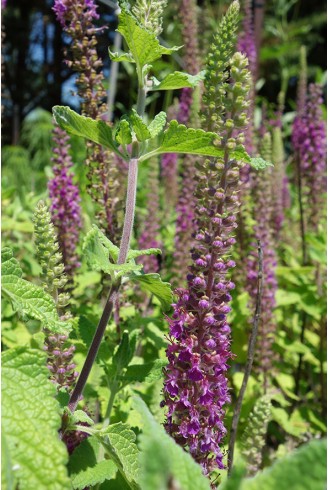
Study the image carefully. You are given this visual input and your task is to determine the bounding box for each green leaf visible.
[1,247,22,277]
[133,396,211,490]
[147,112,167,138]
[130,109,151,142]
[1,249,71,335]
[127,247,162,261]
[68,437,117,490]
[130,272,173,310]
[241,439,327,490]
[249,157,274,170]
[116,119,132,146]
[52,106,124,157]
[2,431,16,490]
[108,48,135,63]
[112,331,136,374]
[82,226,142,276]
[139,120,250,162]
[99,423,140,490]
[2,347,70,490]
[271,407,308,437]
[117,9,181,77]
[119,359,167,387]
[70,410,95,427]
[149,71,206,91]
[219,461,247,490]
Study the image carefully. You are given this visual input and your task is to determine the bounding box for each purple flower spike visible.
[49,125,82,277]
[292,83,327,232]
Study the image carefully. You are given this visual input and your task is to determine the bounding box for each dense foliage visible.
[1,0,327,489]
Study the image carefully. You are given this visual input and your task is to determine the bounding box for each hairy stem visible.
[68,82,147,414]
[228,241,263,475]
[118,158,139,264]
[68,283,120,412]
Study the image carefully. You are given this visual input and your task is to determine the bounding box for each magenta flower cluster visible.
[45,333,78,390]
[162,155,244,473]
[53,0,99,28]
[48,125,82,276]
[292,83,326,229]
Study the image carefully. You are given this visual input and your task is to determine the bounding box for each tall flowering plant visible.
[49,125,82,277]
[292,83,326,233]
[162,1,252,475]
[53,0,119,239]
[246,133,277,389]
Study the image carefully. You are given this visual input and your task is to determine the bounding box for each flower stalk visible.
[68,86,146,414]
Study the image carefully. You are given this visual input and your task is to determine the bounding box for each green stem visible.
[103,383,118,427]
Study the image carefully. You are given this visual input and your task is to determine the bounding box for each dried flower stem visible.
[228,240,263,475]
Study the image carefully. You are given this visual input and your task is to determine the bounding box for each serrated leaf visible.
[108,48,135,63]
[115,119,132,145]
[133,395,211,490]
[127,247,162,261]
[52,106,124,158]
[241,439,326,490]
[139,120,250,162]
[130,272,173,310]
[250,157,274,170]
[117,9,181,75]
[71,410,95,427]
[119,359,167,387]
[99,422,140,489]
[82,226,142,276]
[130,109,151,142]
[147,112,167,138]
[68,437,117,490]
[1,249,71,335]
[2,348,70,490]
[150,71,206,91]
[1,247,22,277]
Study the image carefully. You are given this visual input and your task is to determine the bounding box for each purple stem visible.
[68,158,139,413]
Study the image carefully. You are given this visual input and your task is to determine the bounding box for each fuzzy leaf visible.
[127,247,162,261]
[82,227,142,276]
[52,106,124,157]
[241,439,326,490]
[68,437,117,490]
[1,249,71,334]
[133,396,211,490]
[70,410,95,427]
[117,9,181,73]
[116,119,132,145]
[1,247,22,277]
[139,120,250,162]
[119,359,167,387]
[129,272,173,310]
[250,157,273,170]
[129,109,151,142]
[2,431,16,490]
[108,49,135,63]
[99,423,140,489]
[150,71,206,91]
[147,112,167,138]
[2,347,70,490]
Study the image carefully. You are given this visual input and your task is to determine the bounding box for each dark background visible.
[1,0,327,145]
